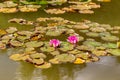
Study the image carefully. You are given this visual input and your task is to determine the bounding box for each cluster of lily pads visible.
[0,17,120,69]
[0,0,100,14]
[44,1,100,14]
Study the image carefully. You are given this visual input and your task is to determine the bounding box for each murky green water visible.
[0,0,120,80]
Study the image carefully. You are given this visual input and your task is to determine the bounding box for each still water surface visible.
[0,0,120,80]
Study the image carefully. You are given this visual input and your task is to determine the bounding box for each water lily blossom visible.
[67,35,79,44]
[49,39,61,48]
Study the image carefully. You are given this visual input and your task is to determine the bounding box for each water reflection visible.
[13,56,120,80]
[14,62,35,80]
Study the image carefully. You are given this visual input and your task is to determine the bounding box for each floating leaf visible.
[40,46,55,52]
[107,49,120,56]
[35,62,52,69]
[50,51,60,56]
[0,41,6,49]
[59,42,74,52]
[68,49,82,54]
[10,40,23,47]
[83,40,102,47]
[101,35,119,42]
[46,30,62,36]
[30,53,46,59]
[74,58,85,64]
[55,54,76,63]
[9,54,22,61]
[25,41,43,48]
[102,43,117,49]
[49,58,60,64]
[32,58,44,65]
[86,32,99,37]
[92,50,107,56]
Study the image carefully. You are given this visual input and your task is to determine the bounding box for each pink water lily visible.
[49,39,61,48]
[67,35,79,44]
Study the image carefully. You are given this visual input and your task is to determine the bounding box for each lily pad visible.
[9,54,22,61]
[107,49,120,56]
[0,41,6,49]
[74,23,90,29]
[90,27,106,32]
[10,40,23,47]
[101,35,119,42]
[79,30,89,33]
[0,29,7,36]
[4,1,18,7]
[75,52,90,60]
[92,50,107,56]
[35,62,52,69]
[83,40,102,47]
[55,54,76,63]
[32,58,44,65]
[25,41,43,48]
[46,30,62,36]
[68,49,82,54]
[102,43,117,49]
[6,27,17,33]
[86,32,99,37]
[30,53,46,59]
[40,46,55,52]
[74,58,85,64]
[50,51,60,56]
[76,45,94,51]
[49,58,60,64]
[117,42,120,48]
[17,35,29,42]
[59,42,74,52]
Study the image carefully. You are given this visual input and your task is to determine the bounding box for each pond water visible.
[0,0,120,80]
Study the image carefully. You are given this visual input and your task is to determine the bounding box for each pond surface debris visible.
[0,17,119,69]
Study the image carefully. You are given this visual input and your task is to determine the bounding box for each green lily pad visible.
[40,46,55,52]
[30,53,46,59]
[25,47,35,52]
[6,27,17,33]
[46,30,62,36]
[4,1,18,7]
[76,45,94,51]
[17,35,30,42]
[10,40,23,47]
[74,24,90,29]
[102,43,117,49]
[50,51,60,56]
[79,30,89,33]
[49,58,60,64]
[17,31,32,36]
[101,35,119,42]
[9,54,22,61]
[68,49,82,54]
[0,3,6,8]
[90,27,106,32]
[35,62,52,69]
[111,31,119,34]
[55,54,76,63]
[75,52,90,60]
[92,50,107,56]
[32,58,44,65]
[99,32,111,37]
[59,42,74,52]
[86,32,99,37]
[25,41,43,48]
[83,40,102,47]
[107,49,120,56]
